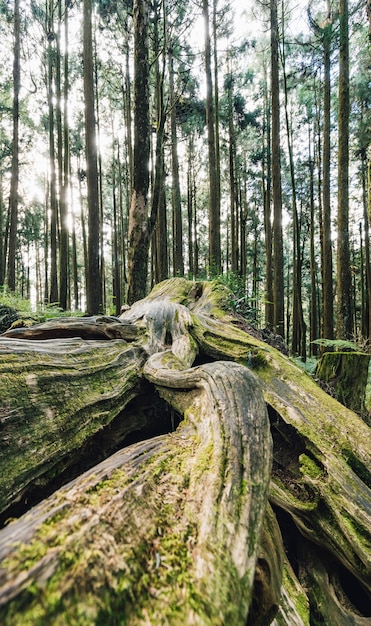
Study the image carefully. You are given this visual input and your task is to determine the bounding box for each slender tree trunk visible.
[46,4,59,305]
[127,0,150,304]
[203,0,221,275]
[212,0,221,252]
[337,0,352,338]
[83,0,101,314]
[169,51,184,276]
[227,71,238,274]
[59,0,70,310]
[281,31,306,357]
[361,151,371,340]
[271,0,284,337]
[322,11,334,340]
[309,129,318,356]
[0,172,4,285]
[263,61,274,328]
[151,4,167,284]
[187,142,194,277]
[7,0,20,291]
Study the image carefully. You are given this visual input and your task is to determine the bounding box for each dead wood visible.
[0,277,370,625]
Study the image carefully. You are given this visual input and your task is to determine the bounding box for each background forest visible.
[0,0,370,360]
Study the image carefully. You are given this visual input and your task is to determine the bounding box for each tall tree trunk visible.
[271,0,284,337]
[47,3,59,305]
[361,151,371,340]
[83,0,101,314]
[227,71,238,274]
[212,0,221,255]
[203,0,221,275]
[0,172,4,285]
[187,140,194,278]
[127,0,150,304]
[263,60,274,328]
[169,50,184,277]
[7,0,20,291]
[337,0,352,338]
[309,129,319,356]
[151,2,167,284]
[322,8,334,340]
[281,28,306,358]
[59,0,70,310]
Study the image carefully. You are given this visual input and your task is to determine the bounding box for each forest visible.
[0,0,371,624]
[0,0,370,352]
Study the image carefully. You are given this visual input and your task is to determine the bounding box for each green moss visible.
[341,449,371,489]
[299,454,324,481]
[280,561,310,625]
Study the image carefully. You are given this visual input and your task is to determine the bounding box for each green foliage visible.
[0,288,83,323]
[214,273,263,325]
[311,338,360,352]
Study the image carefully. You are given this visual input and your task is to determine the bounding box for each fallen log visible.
[0,360,272,625]
[0,277,370,624]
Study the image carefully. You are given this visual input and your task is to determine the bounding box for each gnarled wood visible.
[0,361,271,625]
[0,277,370,624]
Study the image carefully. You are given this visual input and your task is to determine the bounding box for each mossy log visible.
[315,351,370,416]
[0,277,370,625]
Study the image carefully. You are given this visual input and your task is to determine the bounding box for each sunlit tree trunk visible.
[7,0,20,291]
[127,0,150,304]
[336,0,352,338]
[83,0,102,314]
[271,0,284,337]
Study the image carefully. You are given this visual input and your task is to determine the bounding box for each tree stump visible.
[315,351,370,416]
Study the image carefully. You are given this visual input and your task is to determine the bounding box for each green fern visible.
[311,338,360,352]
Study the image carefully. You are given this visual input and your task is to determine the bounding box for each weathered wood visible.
[0,360,272,625]
[0,337,147,515]
[3,315,139,341]
[0,277,370,624]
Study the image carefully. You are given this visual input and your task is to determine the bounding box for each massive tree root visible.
[0,278,370,625]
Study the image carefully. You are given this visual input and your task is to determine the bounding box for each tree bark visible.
[7,0,20,292]
[337,0,352,338]
[0,278,370,624]
[270,0,284,337]
[203,0,221,275]
[126,0,150,305]
[83,0,102,315]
